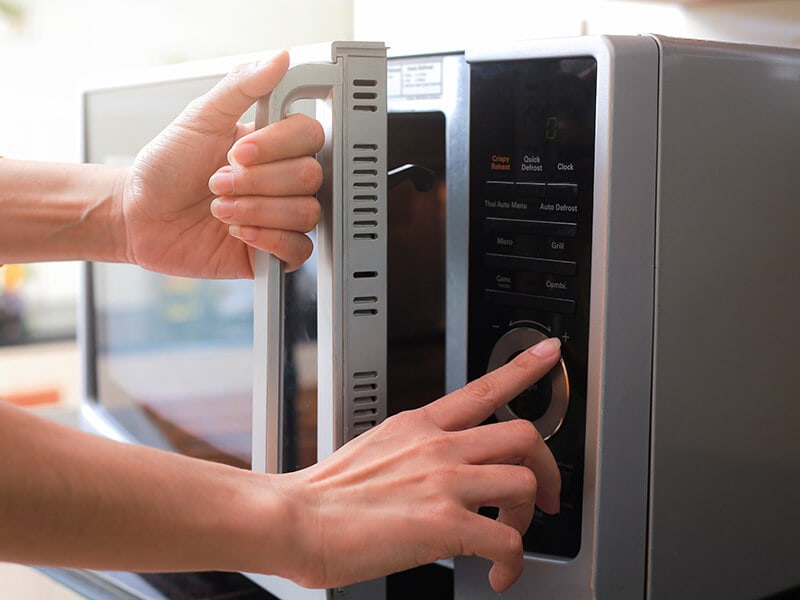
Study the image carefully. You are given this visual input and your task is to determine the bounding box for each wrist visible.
[0,159,130,264]
[219,469,310,581]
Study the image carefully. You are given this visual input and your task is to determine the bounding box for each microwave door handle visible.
[251,63,342,475]
[249,43,388,600]
[252,41,387,484]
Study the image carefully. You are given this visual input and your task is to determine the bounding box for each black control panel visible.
[467,57,597,558]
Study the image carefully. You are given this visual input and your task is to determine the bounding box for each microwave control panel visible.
[467,56,597,559]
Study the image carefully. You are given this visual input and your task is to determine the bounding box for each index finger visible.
[228,113,325,166]
[423,337,562,431]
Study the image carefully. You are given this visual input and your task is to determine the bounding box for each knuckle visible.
[271,228,290,254]
[512,466,538,498]
[301,115,325,151]
[462,375,501,405]
[182,96,204,119]
[298,198,322,231]
[423,496,462,536]
[229,62,250,80]
[422,430,453,456]
[425,465,458,491]
[508,418,541,444]
[383,408,418,431]
[286,113,325,147]
[298,157,323,192]
[426,493,454,518]
[498,526,524,559]
[284,235,314,272]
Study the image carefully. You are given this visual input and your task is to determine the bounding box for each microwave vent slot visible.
[352,79,379,113]
[349,370,380,436]
[350,136,380,237]
[342,58,385,444]
[353,370,378,379]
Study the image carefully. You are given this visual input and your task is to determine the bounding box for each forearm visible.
[0,159,128,264]
[0,401,299,577]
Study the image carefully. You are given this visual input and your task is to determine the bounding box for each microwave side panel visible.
[455,35,658,600]
[648,36,800,600]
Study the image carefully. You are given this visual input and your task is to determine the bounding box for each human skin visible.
[0,338,561,593]
[0,51,561,593]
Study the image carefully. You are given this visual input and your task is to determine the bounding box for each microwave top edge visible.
[465,32,800,64]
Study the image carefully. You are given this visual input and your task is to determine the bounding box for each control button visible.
[488,153,513,179]
[533,199,581,220]
[484,253,577,276]
[515,181,546,199]
[485,217,577,238]
[541,275,578,300]
[485,289,576,315]
[546,183,578,199]
[544,238,573,260]
[486,269,578,301]
[518,151,546,179]
[487,327,570,439]
[482,182,514,214]
[533,184,579,219]
[549,160,582,182]
[484,180,514,201]
[485,269,539,296]
[485,232,540,256]
[483,182,544,219]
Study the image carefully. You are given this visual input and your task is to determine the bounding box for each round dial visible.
[487,326,570,440]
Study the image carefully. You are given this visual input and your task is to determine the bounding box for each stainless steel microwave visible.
[80,35,800,600]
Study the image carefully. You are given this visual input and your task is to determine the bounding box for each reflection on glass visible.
[386,113,447,417]
[89,110,448,475]
[93,264,256,467]
[1,262,79,346]
[280,253,318,473]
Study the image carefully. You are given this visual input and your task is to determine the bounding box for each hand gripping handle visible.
[251,42,387,475]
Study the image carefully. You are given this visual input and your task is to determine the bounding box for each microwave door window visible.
[93,263,254,468]
[280,247,319,473]
[92,240,319,475]
[91,111,449,475]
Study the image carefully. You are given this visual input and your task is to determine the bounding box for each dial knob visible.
[487,327,570,440]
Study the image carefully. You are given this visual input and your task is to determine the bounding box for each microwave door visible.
[248,42,388,600]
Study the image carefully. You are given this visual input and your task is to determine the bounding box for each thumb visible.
[186,50,291,132]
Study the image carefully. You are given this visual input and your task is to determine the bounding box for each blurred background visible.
[1,0,799,596]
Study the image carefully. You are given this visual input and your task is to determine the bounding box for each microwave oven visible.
[79,34,800,599]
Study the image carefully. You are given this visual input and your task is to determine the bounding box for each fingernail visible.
[209,171,234,195]
[529,337,561,358]
[210,198,235,219]
[229,225,257,242]
[229,142,258,166]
